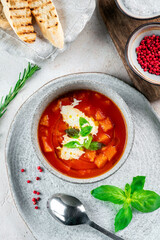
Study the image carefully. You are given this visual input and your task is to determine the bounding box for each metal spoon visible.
[47,193,124,240]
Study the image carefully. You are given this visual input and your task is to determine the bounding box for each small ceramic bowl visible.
[115,0,160,20]
[125,23,160,85]
[31,79,134,184]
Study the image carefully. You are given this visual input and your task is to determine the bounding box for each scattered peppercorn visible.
[33,190,37,194]
[136,34,160,75]
[37,197,41,201]
[21,169,25,172]
[35,206,39,209]
[36,177,40,180]
[37,166,41,170]
[39,169,43,172]
[27,180,31,183]
[37,192,40,195]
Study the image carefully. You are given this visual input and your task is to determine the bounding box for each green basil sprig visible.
[64,117,105,150]
[83,135,93,149]
[79,117,93,137]
[88,141,105,151]
[65,128,80,139]
[91,176,160,232]
[64,141,82,148]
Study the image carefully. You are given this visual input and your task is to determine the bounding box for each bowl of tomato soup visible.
[32,82,134,183]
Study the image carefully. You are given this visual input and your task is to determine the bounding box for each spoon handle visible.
[87,220,124,240]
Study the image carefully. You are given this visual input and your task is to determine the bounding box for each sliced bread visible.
[0,1,11,29]
[28,0,64,48]
[1,0,36,43]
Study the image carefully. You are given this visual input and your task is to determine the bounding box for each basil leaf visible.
[125,183,131,198]
[65,128,80,139]
[91,185,126,204]
[114,206,132,232]
[131,176,146,194]
[79,117,89,128]
[88,141,104,151]
[83,135,93,149]
[131,190,160,213]
[64,141,81,149]
[80,126,92,137]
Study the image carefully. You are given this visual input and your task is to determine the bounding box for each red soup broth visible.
[38,90,127,179]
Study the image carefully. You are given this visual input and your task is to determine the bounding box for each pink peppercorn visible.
[35,206,39,209]
[37,166,41,170]
[136,34,160,75]
[21,169,25,172]
[27,180,31,183]
[39,169,43,172]
[33,190,37,194]
[37,192,40,195]
[36,177,40,180]
[32,198,36,202]
[37,197,41,201]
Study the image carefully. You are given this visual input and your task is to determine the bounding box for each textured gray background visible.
[0,3,160,240]
[6,73,160,240]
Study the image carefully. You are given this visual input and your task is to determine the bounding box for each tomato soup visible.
[38,90,127,179]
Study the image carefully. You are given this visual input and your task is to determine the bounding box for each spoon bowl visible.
[47,193,89,225]
[47,193,124,240]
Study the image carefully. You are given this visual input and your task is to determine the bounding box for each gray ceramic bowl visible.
[125,23,160,85]
[31,79,134,184]
[115,0,160,20]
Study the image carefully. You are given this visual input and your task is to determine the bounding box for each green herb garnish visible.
[64,141,82,148]
[88,141,104,150]
[0,62,40,118]
[64,117,104,150]
[79,117,89,128]
[79,117,92,137]
[83,135,93,149]
[91,176,160,232]
[80,125,92,137]
[66,128,80,139]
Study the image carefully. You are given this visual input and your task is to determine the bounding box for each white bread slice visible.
[0,1,11,29]
[28,0,64,49]
[1,0,36,43]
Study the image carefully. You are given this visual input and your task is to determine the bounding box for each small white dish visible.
[115,0,160,20]
[125,23,160,85]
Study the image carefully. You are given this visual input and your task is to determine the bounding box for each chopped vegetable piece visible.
[40,127,49,136]
[95,146,117,168]
[84,106,91,115]
[40,115,49,126]
[97,132,110,143]
[41,136,53,152]
[84,150,96,162]
[99,117,113,132]
[95,153,108,168]
[95,110,106,121]
[52,100,61,112]
[103,145,117,161]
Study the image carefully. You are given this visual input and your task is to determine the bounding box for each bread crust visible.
[1,0,36,43]
[28,0,64,49]
[0,1,11,29]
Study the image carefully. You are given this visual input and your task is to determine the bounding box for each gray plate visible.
[5,73,160,240]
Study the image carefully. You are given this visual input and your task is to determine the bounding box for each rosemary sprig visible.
[0,62,40,118]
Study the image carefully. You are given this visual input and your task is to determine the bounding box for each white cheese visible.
[58,99,98,160]
[60,146,84,160]
[60,105,98,136]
